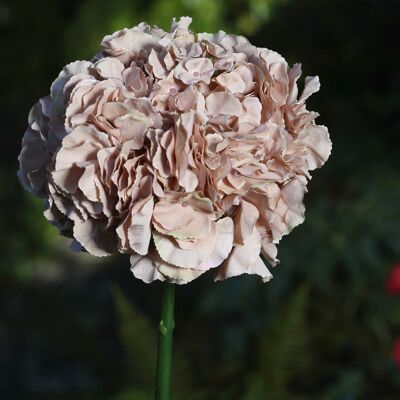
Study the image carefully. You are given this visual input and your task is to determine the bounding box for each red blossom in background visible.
[387,264,400,368]
[385,263,400,295]
[393,338,400,368]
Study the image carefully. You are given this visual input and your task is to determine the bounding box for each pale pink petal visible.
[122,65,148,96]
[93,58,125,79]
[170,16,192,33]
[50,60,92,117]
[130,254,166,283]
[280,178,307,232]
[73,219,117,257]
[261,239,279,267]
[101,29,161,58]
[158,263,205,284]
[148,49,168,79]
[55,126,110,170]
[78,164,98,202]
[206,91,242,116]
[52,167,81,194]
[18,127,50,196]
[296,125,332,170]
[127,197,154,255]
[174,58,214,84]
[216,227,272,282]
[153,193,212,239]
[179,169,198,192]
[287,63,302,103]
[299,76,320,102]
[215,70,246,94]
[153,217,233,270]
[130,252,204,284]
[175,85,197,111]
[235,200,259,244]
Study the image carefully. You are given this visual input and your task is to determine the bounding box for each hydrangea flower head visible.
[18,17,331,284]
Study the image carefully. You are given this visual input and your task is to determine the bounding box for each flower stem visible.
[155,282,175,400]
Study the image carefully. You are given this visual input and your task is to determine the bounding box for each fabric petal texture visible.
[18,17,331,284]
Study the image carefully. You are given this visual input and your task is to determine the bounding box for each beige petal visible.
[130,254,166,283]
[93,57,125,79]
[175,85,197,111]
[158,263,205,284]
[288,63,302,103]
[216,70,246,94]
[170,16,192,32]
[52,166,82,194]
[73,219,117,257]
[148,49,168,79]
[50,60,92,117]
[127,196,154,255]
[299,76,320,102]
[55,126,110,170]
[175,57,214,85]
[154,217,233,270]
[78,164,98,202]
[261,239,279,267]
[296,125,332,170]
[235,200,259,244]
[280,177,307,232]
[130,251,205,285]
[216,227,272,282]
[153,194,212,239]
[179,169,198,192]
[18,128,50,196]
[101,29,161,57]
[206,91,242,116]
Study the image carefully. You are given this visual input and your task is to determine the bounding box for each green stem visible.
[155,282,175,400]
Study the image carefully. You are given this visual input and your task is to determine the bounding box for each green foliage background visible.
[1,0,400,399]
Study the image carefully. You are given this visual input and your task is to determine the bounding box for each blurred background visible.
[1,0,400,399]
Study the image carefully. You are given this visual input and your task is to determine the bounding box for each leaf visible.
[243,285,310,400]
[113,285,157,387]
